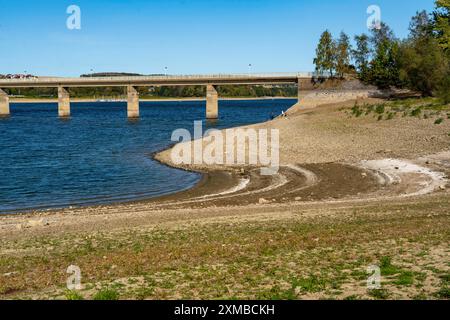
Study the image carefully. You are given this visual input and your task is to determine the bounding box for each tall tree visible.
[433,0,450,51]
[336,32,352,78]
[399,11,449,96]
[314,30,337,77]
[368,23,401,89]
[370,22,396,50]
[352,34,371,81]
[370,39,401,89]
[409,10,433,40]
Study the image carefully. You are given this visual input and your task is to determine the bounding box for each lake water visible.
[0,99,295,213]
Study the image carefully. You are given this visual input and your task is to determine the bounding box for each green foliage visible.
[398,10,449,96]
[314,30,337,76]
[368,288,390,300]
[336,32,352,78]
[393,271,415,286]
[328,2,450,97]
[369,39,401,89]
[380,256,403,276]
[435,272,450,299]
[6,84,298,99]
[387,112,395,120]
[351,103,363,117]
[411,107,423,117]
[437,74,450,103]
[433,0,450,51]
[436,286,450,298]
[93,288,119,300]
[353,34,371,82]
[375,104,385,114]
[355,23,401,89]
[434,117,444,124]
[409,11,433,40]
[370,22,397,48]
[399,38,448,96]
[65,290,84,300]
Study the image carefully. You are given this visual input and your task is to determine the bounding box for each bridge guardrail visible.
[0,72,325,84]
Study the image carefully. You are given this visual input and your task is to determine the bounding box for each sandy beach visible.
[1,91,449,300]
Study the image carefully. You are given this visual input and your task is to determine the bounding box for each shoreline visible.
[2,91,450,217]
[1,91,449,300]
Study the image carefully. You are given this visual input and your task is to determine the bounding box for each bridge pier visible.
[0,89,10,117]
[127,86,140,118]
[58,87,70,117]
[206,84,218,119]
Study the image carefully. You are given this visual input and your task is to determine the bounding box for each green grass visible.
[344,294,360,300]
[387,112,395,120]
[368,288,390,300]
[393,271,415,286]
[352,104,363,117]
[1,197,449,300]
[93,288,119,300]
[435,273,450,299]
[434,118,444,125]
[65,290,84,300]
[411,107,422,117]
[346,97,449,122]
[375,104,386,115]
[380,256,403,276]
[293,275,327,293]
[435,286,450,299]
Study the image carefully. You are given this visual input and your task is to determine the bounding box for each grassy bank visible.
[1,195,448,300]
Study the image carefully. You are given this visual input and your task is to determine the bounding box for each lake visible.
[0,99,295,213]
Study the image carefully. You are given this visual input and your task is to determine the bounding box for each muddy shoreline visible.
[1,92,449,218]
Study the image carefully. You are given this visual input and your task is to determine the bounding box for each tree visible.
[409,10,433,40]
[433,0,450,51]
[314,30,337,77]
[352,34,371,82]
[370,39,401,89]
[336,32,352,78]
[399,38,448,96]
[370,22,396,49]
[437,74,450,103]
[398,10,449,96]
[366,22,402,89]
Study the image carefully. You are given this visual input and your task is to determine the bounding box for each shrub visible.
[434,118,444,124]
[375,104,385,114]
[411,107,422,117]
[437,75,450,104]
[65,290,84,300]
[93,288,119,300]
[351,104,363,117]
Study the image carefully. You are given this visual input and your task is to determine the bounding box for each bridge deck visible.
[0,73,316,88]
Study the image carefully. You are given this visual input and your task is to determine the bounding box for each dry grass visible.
[1,195,448,300]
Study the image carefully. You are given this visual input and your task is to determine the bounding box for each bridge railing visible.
[0,72,326,84]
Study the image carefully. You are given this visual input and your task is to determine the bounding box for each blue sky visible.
[0,0,436,76]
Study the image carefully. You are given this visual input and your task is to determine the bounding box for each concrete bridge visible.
[0,73,318,119]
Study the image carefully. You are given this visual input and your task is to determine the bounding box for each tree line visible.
[4,85,298,99]
[313,0,450,101]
